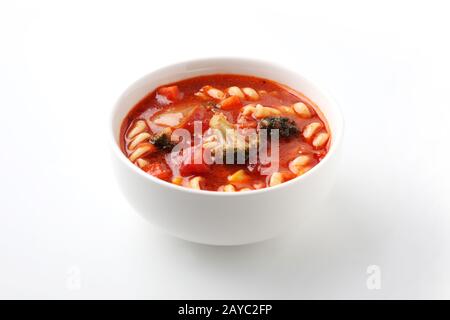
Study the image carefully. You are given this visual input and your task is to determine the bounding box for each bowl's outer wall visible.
[112,147,341,245]
[111,58,344,245]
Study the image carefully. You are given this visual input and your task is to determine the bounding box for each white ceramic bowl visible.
[110,57,344,245]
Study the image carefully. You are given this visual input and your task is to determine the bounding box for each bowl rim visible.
[110,56,344,197]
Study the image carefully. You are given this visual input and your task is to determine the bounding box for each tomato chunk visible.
[157,85,180,102]
[219,95,242,110]
[179,163,209,176]
[146,162,172,180]
[179,146,210,176]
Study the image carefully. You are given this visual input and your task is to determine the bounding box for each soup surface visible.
[120,74,330,192]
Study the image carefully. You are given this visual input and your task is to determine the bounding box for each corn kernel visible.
[228,169,250,183]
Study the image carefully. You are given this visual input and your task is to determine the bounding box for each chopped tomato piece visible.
[179,146,210,176]
[146,162,172,180]
[179,163,210,176]
[157,85,180,102]
[219,95,242,110]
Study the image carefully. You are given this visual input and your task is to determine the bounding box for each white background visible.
[1,0,449,299]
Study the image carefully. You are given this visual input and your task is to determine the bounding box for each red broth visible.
[120,74,330,192]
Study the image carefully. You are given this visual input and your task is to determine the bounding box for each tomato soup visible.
[120,74,330,192]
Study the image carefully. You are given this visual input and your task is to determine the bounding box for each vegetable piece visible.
[171,176,183,185]
[206,114,257,162]
[151,103,200,129]
[258,116,299,138]
[146,162,172,180]
[151,129,175,152]
[209,113,234,133]
[157,85,180,102]
[179,146,210,176]
[180,163,209,176]
[219,95,242,110]
[153,113,183,127]
[228,169,250,183]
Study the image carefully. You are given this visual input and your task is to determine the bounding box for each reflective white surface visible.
[0,0,449,298]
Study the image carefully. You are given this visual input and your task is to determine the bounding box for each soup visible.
[120,74,330,192]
